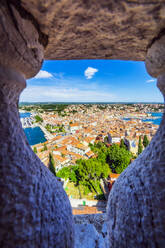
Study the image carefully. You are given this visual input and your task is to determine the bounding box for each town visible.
[19,103,163,169]
[20,103,163,212]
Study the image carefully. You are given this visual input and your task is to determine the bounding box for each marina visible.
[20,112,47,146]
[20,117,34,128]
[24,127,47,146]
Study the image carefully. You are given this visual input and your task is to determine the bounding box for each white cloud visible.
[84,67,98,79]
[34,70,53,79]
[146,79,156,83]
[20,85,116,102]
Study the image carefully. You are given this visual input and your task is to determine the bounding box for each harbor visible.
[20,112,48,145]
[20,116,34,128]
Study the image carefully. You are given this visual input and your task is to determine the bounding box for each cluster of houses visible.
[31,104,160,172]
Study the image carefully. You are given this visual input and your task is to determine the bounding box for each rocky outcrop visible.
[15,0,165,61]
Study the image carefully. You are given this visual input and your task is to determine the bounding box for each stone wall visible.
[0,1,165,247]
[74,214,109,248]
[16,0,165,61]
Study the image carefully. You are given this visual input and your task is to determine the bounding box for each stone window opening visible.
[1,1,165,247]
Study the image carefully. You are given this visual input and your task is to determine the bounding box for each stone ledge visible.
[74,214,109,248]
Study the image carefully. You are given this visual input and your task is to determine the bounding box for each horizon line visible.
[19,101,164,104]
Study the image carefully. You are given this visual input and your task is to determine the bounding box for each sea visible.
[20,112,46,146]
[142,112,163,125]
[123,112,163,125]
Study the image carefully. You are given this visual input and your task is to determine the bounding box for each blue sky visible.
[20,60,163,103]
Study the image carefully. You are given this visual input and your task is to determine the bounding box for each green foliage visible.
[69,166,79,184]
[90,141,107,155]
[76,158,110,194]
[49,153,56,176]
[45,124,65,133]
[57,125,65,133]
[35,115,43,122]
[45,124,52,132]
[39,104,68,113]
[138,136,143,155]
[33,147,37,153]
[104,136,108,144]
[57,166,72,180]
[107,144,132,174]
[57,141,133,196]
[120,139,126,149]
[70,110,78,114]
[24,107,32,111]
[143,135,149,148]
[95,194,106,200]
[57,153,110,195]
[44,144,48,151]
[85,104,93,108]
[41,143,48,152]
[97,105,107,110]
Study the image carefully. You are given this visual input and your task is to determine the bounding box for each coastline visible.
[38,124,54,140]
[20,111,50,145]
[123,112,163,126]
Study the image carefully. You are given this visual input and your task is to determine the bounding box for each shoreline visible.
[20,111,54,143]
[38,124,54,140]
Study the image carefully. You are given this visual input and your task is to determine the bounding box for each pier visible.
[20,117,35,128]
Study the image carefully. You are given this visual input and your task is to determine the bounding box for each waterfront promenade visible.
[38,124,54,140]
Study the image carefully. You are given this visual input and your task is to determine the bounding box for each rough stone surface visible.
[0,65,74,247]
[0,1,45,78]
[157,73,165,97]
[74,223,106,248]
[107,78,165,247]
[146,35,165,77]
[74,213,106,233]
[74,214,109,248]
[18,0,165,61]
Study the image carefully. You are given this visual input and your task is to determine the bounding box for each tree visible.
[61,153,65,158]
[49,153,56,176]
[143,135,149,148]
[35,115,43,122]
[120,139,126,149]
[44,143,48,151]
[33,147,37,153]
[107,144,132,174]
[56,166,71,180]
[76,158,110,194]
[138,136,143,155]
[69,166,79,184]
[104,136,108,144]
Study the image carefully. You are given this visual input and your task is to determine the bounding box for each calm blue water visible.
[123,112,163,125]
[20,112,31,118]
[142,112,163,125]
[24,127,46,146]
[20,112,46,145]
